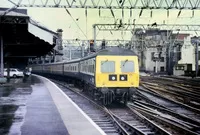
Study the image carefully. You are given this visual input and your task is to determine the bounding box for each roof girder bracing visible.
[94,23,200,32]
[62,38,186,53]
[62,39,131,46]
[0,16,29,24]
[8,0,200,10]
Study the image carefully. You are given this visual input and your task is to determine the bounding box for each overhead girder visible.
[0,16,29,24]
[7,0,200,10]
[92,23,194,51]
[62,39,131,46]
[61,39,146,45]
[94,23,200,31]
[62,38,184,49]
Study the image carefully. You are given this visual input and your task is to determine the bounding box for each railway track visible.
[133,87,200,135]
[160,76,200,86]
[108,105,170,135]
[47,76,200,135]
[128,103,200,135]
[143,76,200,91]
[141,82,200,109]
[53,81,122,135]
[51,79,171,135]
[140,76,200,109]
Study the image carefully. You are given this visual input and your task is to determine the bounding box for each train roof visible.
[63,58,81,64]
[97,47,137,56]
[29,47,137,66]
[82,47,137,60]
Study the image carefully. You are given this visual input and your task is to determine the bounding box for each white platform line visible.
[34,75,106,135]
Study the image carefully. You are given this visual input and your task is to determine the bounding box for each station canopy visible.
[0,8,58,65]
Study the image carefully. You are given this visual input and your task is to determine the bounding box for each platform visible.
[36,75,106,135]
[0,75,105,135]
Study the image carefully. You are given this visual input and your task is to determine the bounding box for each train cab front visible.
[95,55,139,88]
[95,55,139,105]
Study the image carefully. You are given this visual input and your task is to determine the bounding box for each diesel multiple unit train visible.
[30,47,139,105]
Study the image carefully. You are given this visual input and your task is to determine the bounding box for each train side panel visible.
[79,57,95,86]
[51,63,63,75]
[43,64,52,74]
[63,62,79,79]
[31,65,43,73]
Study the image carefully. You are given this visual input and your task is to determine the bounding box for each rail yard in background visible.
[1,0,200,135]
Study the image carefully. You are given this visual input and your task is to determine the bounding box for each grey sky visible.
[1,0,200,40]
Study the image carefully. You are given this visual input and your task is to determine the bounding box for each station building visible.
[173,36,200,76]
[132,28,193,75]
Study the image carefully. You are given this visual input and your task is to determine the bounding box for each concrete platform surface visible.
[37,75,106,135]
[0,75,106,135]
[0,76,68,135]
[20,76,69,135]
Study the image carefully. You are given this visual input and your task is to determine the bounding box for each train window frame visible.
[101,61,115,73]
[90,65,92,73]
[121,60,134,72]
[90,65,93,73]
[93,65,95,73]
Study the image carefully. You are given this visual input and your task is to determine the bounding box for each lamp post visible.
[191,36,199,78]
[194,40,199,77]
[0,35,3,78]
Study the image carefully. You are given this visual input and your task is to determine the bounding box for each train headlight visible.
[120,75,127,81]
[109,74,117,81]
[112,76,116,80]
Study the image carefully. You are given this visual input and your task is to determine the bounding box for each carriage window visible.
[121,61,134,72]
[101,61,115,73]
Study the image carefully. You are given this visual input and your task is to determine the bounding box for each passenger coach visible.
[30,47,139,105]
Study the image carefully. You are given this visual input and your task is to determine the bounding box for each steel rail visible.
[129,103,200,135]
[141,84,200,113]
[51,79,129,135]
[142,82,200,109]
[50,77,170,135]
[132,99,200,128]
